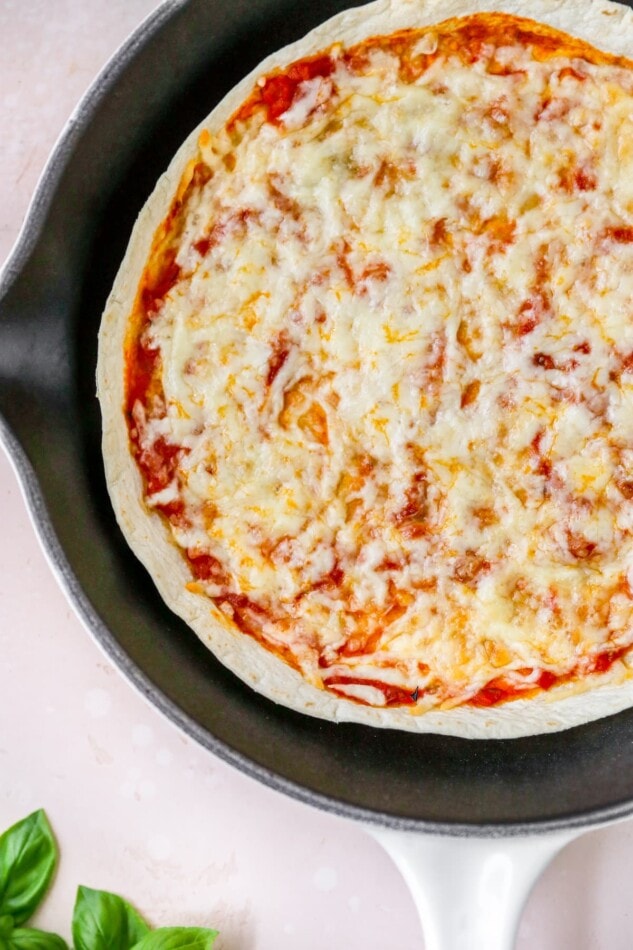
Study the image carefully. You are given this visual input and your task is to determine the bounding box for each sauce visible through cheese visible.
[125,13,633,711]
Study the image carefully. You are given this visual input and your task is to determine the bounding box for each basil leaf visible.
[132,927,219,949]
[72,886,150,950]
[10,927,68,949]
[0,917,13,938]
[0,811,57,924]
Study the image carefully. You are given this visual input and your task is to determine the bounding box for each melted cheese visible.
[129,14,633,709]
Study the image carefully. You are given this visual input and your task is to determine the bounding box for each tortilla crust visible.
[98,0,633,738]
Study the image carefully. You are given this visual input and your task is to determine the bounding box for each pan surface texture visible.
[3,0,633,835]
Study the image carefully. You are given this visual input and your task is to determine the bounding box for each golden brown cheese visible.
[125,13,633,711]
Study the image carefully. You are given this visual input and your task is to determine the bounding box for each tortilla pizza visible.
[99,0,633,736]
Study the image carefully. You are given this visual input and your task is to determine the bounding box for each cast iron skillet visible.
[2,0,633,837]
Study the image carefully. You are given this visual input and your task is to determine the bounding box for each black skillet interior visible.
[2,0,633,834]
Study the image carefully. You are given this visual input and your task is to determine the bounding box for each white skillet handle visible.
[370,826,579,950]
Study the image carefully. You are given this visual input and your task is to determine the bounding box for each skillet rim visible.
[2,0,633,837]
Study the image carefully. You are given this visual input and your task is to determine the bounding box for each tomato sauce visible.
[605,226,633,243]
[231,54,334,127]
[325,675,419,707]
[126,339,159,410]
[141,250,181,316]
[187,550,228,584]
[217,594,302,672]
[266,341,290,386]
[469,646,630,708]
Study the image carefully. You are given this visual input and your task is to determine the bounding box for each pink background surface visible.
[2,2,633,947]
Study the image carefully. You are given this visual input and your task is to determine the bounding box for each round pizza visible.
[98,0,633,737]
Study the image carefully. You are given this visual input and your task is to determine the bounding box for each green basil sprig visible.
[0,810,57,927]
[132,928,219,949]
[9,928,69,948]
[71,887,150,950]
[0,810,68,948]
[0,809,219,948]
[71,890,218,950]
